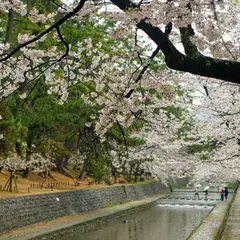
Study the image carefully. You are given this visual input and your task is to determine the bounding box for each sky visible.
[62,0,74,5]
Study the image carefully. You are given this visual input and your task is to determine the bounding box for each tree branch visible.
[56,26,70,61]
[110,0,240,84]
[179,25,202,58]
[5,9,14,44]
[0,0,86,62]
[125,45,160,98]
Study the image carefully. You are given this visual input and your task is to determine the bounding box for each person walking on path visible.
[204,186,210,200]
[224,186,229,200]
[204,189,208,200]
[194,188,200,200]
[220,187,225,201]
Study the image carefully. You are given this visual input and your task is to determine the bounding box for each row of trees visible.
[0,1,186,184]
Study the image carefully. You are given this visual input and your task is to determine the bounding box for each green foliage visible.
[0,99,27,157]
[162,105,186,119]
[172,184,185,189]
[186,142,217,154]
[185,140,222,160]
[90,157,107,183]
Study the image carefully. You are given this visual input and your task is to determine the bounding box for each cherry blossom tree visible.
[180,77,240,183]
[1,0,240,85]
[0,153,55,191]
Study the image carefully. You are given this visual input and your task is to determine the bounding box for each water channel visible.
[71,204,212,240]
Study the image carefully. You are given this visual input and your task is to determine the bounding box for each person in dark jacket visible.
[220,188,224,201]
[204,189,208,200]
[224,186,229,200]
[194,188,199,200]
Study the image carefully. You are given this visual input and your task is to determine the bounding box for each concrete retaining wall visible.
[0,181,168,232]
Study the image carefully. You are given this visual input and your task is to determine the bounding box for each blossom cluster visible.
[0,153,55,173]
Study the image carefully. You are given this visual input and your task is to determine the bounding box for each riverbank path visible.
[221,188,240,240]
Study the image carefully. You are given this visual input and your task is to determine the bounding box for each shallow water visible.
[70,204,211,240]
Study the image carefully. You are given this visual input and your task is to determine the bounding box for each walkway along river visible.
[0,183,237,240]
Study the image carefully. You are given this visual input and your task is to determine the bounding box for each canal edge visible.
[187,185,239,240]
[215,182,239,240]
[0,193,169,240]
[186,204,216,240]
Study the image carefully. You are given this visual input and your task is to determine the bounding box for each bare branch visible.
[111,0,240,84]
[50,0,68,11]
[56,26,70,61]
[0,0,86,62]
[125,45,160,98]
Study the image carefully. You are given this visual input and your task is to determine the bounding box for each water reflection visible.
[71,205,211,240]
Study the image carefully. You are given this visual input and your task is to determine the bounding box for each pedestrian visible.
[204,189,208,200]
[194,188,199,200]
[220,188,224,201]
[224,186,229,200]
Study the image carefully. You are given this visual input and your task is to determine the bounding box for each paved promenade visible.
[187,186,239,240]
[221,188,240,240]
[187,200,231,240]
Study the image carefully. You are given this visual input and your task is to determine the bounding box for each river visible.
[70,204,211,240]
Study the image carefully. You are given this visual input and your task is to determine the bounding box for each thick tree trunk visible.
[127,166,133,182]
[22,132,33,179]
[79,161,87,180]
[22,168,30,178]
[55,155,69,174]
[134,165,140,182]
[111,168,118,184]
[5,9,14,44]
[134,173,138,183]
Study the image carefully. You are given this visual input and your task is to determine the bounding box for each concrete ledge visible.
[0,194,168,240]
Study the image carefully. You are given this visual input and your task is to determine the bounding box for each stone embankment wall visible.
[0,181,168,232]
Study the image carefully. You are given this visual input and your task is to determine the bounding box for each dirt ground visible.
[0,169,111,198]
